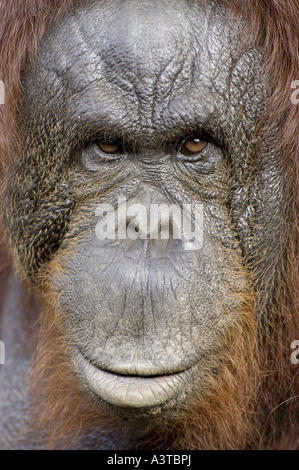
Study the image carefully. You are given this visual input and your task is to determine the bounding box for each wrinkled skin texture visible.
[0,0,287,449]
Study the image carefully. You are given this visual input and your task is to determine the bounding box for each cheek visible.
[2,162,73,274]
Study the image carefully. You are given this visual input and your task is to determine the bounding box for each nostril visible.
[126,216,140,233]
[116,190,184,242]
[124,212,177,240]
[126,213,148,240]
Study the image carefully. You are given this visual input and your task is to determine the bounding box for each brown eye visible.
[95,140,123,155]
[180,138,207,158]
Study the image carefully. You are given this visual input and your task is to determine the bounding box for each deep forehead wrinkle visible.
[24,0,264,147]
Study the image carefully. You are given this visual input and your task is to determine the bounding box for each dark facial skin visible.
[3,0,285,426]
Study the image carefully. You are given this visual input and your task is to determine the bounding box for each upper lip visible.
[84,359,187,377]
[77,348,189,377]
[90,363,187,377]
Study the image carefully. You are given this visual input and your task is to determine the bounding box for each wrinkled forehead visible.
[34,0,246,93]
[23,0,265,146]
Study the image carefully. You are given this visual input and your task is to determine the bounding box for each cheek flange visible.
[3,169,74,275]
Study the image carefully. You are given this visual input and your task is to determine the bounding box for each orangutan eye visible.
[95,139,123,155]
[180,138,207,159]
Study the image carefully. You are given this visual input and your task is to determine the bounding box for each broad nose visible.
[118,188,182,241]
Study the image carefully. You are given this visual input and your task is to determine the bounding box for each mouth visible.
[75,351,189,409]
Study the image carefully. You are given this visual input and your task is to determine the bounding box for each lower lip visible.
[76,353,187,408]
